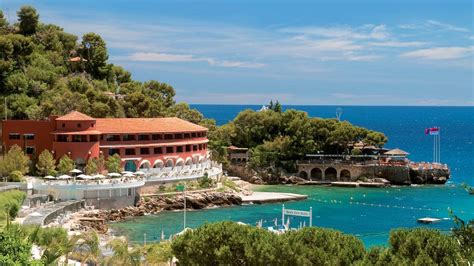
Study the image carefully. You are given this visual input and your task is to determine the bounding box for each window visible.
[140,148,150,154]
[72,135,87,142]
[164,134,173,140]
[177,146,183,153]
[191,133,196,138]
[123,134,136,141]
[184,133,190,139]
[193,145,198,151]
[57,135,68,142]
[175,134,183,139]
[8,133,20,140]
[25,146,35,155]
[109,148,120,156]
[62,123,65,128]
[105,135,121,141]
[166,147,174,153]
[154,147,162,154]
[152,134,162,140]
[89,135,98,142]
[186,145,191,152]
[138,134,150,141]
[77,123,81,128]
[199,144,203,150]
[125,149,136,155]
[24,134,35,140]
[91,123,94,128]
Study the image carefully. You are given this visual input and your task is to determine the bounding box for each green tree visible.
[172,221,290,265]
[0,145,30,178]
[36,150,56,176]
[0,11,8,33]
[388,228,464,264]
[143,242,173,265]
[0,226,34,264]
[283,227,366,265]
[106,154,122,173]
[105,238,141,266]
[17,6,39,35]
[57,155,74,175]
[84,158,98,175]
[79,33,109,79]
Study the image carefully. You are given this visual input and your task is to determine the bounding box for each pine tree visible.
[17,6,39,35]
[36,150,57,176]
[57,155,75,175]
[84,158,98,175]
[0,145,30,177]
[106,154,122,173]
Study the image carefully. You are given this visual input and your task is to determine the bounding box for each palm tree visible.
[74,231,101,265]
[105,238,142,266]
[143,242,173,265]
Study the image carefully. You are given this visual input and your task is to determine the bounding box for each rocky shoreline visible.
[77,191,242,232]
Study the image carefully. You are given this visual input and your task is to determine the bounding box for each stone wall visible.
[85,195,138,209]
[43,200,85,225]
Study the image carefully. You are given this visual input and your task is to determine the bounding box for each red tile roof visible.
[95,117,207,133]
[56,111,94,121]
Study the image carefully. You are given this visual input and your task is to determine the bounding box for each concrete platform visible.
[241,192,307,204]
[331,182,359,187]
[300,181,332,185]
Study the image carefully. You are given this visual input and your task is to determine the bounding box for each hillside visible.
[0,6,206,125]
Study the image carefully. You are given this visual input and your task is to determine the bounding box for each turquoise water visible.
[111,106,474,247]
[111,184,473,247]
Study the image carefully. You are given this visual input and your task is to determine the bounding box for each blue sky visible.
[2,0,473,105]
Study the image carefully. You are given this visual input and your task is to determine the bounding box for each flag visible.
[425,127,440,135]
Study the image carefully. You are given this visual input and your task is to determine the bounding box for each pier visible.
[241,192,307,204]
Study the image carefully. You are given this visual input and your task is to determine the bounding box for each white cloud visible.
[176,92,294,104]
[425,20,469,32]
[399,20,469,33]
[124,52,265,68]
[280,24,390,40]
[368,41,427,47]
[401,46,474,60]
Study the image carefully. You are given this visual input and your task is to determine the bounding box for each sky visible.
[2,0,473,105]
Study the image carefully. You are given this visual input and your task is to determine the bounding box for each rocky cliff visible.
[82,191,242,223]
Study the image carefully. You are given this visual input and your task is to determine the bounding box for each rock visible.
[249,176,265,184]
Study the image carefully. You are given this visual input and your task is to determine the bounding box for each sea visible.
[111,105,474,247]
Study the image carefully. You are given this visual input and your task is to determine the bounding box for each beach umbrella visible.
[123,173,135,177]
[44,175,56,180]
[69,169,82,174]
[121,171,133,175]
[107,173,121,177]
[78,174,93,180]
[58,174,72,180]
[92,174,105,179]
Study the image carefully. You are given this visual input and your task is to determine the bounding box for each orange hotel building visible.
[1,111,209,172]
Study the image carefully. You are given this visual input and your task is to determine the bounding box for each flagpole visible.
[438,128,441,163]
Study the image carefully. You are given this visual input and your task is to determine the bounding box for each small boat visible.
[417,217,441,224]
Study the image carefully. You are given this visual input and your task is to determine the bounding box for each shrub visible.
[197,174,214,188]
[8,170,24,182]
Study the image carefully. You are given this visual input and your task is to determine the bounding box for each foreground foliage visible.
[0,190,26,227]
[172,221,471,265]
